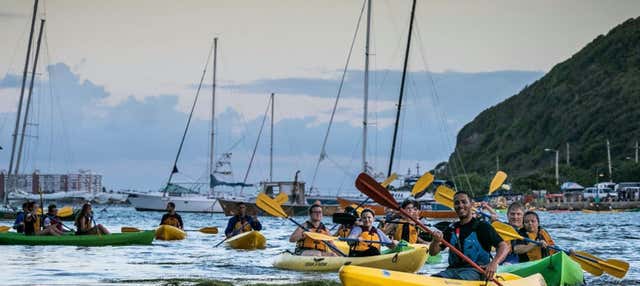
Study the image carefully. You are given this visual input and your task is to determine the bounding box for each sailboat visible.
[129,38,241,213]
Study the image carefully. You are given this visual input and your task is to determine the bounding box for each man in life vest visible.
[289,204,336,256]
[383,199,427,244]
[160,202,184,229]
[348,208,397,257]
[481,201,525,265]
[41,204,64,236]
[513,211,556,262]
[224,202,262,238]
[429,191,509,281]
[13,202,29,233]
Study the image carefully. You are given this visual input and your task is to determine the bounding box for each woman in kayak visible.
[348,208,397,257]
[513,211,555,262]
[75,203,110,235]
[383,199,427,244]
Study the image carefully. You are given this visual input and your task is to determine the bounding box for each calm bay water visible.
[2,206,638,285]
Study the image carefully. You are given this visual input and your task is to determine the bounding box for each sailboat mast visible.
[362,0,371,174]
[8,0,39,176]
[209,37,217,193]
[16,19,46,175]
[270,92,274,182]
[387,0,417,177]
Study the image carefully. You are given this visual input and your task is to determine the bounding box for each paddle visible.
[492,221,628,278]
[435,184,629,278]
[411,172,434,196]
[274,191,289,205]
[121,226,218,234]
[214,222,249,247]
[255,192,347,256]
[355,172,504,286]
[37,206,73,217]
[489,171,508,195]
[303,231,394,246]
[0,225,11,233]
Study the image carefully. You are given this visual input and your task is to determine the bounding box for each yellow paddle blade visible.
[0,225,11,233]
[411,172,434,196]
[380,173,398,187]
[121,226,142,233]
[570,251,604,276]
[599,258,629,278]
[303,231,337,242]
[274,191,289,205]
[256,193,288,218]
[199,226,219,234]
[491,221,523,242]
[348,204,363,216]
[434,185,455,209]
[489,171,508,195]
[57,206,74,217]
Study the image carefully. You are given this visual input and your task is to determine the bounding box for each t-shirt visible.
[160,213,184,229]
[440,218,504,268]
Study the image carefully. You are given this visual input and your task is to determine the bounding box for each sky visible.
[0,0,638,193]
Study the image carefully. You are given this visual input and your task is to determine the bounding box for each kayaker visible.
[429,191,509,281]
[513,211,556,262]
[224,202,262,238]
[333,206,359,238]
[75,203,110,235]
[348,208,396,257]
[160,202,184,229]
[383,199,427,244]
[289,204,336,256]
[39,204,64,236]
[12,202,28,233]
[482,201,525,264]
[23,201,38,236]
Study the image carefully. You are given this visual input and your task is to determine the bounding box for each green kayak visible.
[0,231,155,246]
[499,252,584,286]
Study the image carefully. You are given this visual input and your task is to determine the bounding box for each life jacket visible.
[394,220,418,243]
[296,221,328,252]
[24,213,38,236]
[448,220,492,267]
[162,214,181,228]
[233,216,254,233]
[335,225,352,238]
[350,226,382,255]
[520,228,554,262]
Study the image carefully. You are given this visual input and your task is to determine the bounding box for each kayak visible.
[0,231,155,246]
[582,209,620,214]
[226,230,266,250]
[273,245,428,272]
[339,265,547,286]
[499,251,583,286]
[155,225,186,241]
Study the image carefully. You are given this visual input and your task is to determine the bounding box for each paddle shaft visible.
[339,237,393,246]
[289,218,347,257]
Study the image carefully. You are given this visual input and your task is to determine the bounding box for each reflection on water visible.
[1,206,638,285]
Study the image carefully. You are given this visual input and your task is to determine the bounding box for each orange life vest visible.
[162,216,181,228]
[352,227,382,252]
[524,228,555,261]
[233,217,254,233]
[296,221,329,252]
[335,225,352,238]
[393,220,418,243]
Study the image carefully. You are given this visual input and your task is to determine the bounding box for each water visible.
[2,207,638,285]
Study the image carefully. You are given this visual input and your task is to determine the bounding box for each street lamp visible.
[544,148,559,185]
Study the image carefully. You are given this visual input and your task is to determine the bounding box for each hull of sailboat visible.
[128,193,223,213]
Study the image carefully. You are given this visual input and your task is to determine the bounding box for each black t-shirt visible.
[440,218,503,258]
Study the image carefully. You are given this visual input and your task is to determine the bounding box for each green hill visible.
[447,17,640,193]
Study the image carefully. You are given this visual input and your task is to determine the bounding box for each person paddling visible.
[39,204,64,236]
[12,202,28,233]
[289,204,336,256]
[383,199,427,244]
[513,211,556,262]
[348,208,397,257]
[482,201,525,264]
[75,203,110,235]
[224,202,261,238]
[429,191,509,281]
[23,202,39,236]
[160,202,184,229]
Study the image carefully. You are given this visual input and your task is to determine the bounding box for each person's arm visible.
[224,217,236,237]
[486,241,509,279]
[159,214,167,226]
[429,229,447,256]
[347,226,362,240]
[479,202,498,222]
[376,228,396,247]
[250,216,262,231]
[513,242,538,254]
[178,215,184,229]
[289,226,304,242]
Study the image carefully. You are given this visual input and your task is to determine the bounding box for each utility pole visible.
[496,155,500,172]
[635,141,638,163]
[607,139,612,182]
[544,148,559,185]
[566,142,570,166]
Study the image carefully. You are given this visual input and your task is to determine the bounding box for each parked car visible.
[582,187,615,199]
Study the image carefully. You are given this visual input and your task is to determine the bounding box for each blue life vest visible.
[448,221,491,267]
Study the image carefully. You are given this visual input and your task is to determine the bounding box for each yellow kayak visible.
[226,230,266,250]
[273,245,428,272]
[155,225,186,241]
[339,265,547,286]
